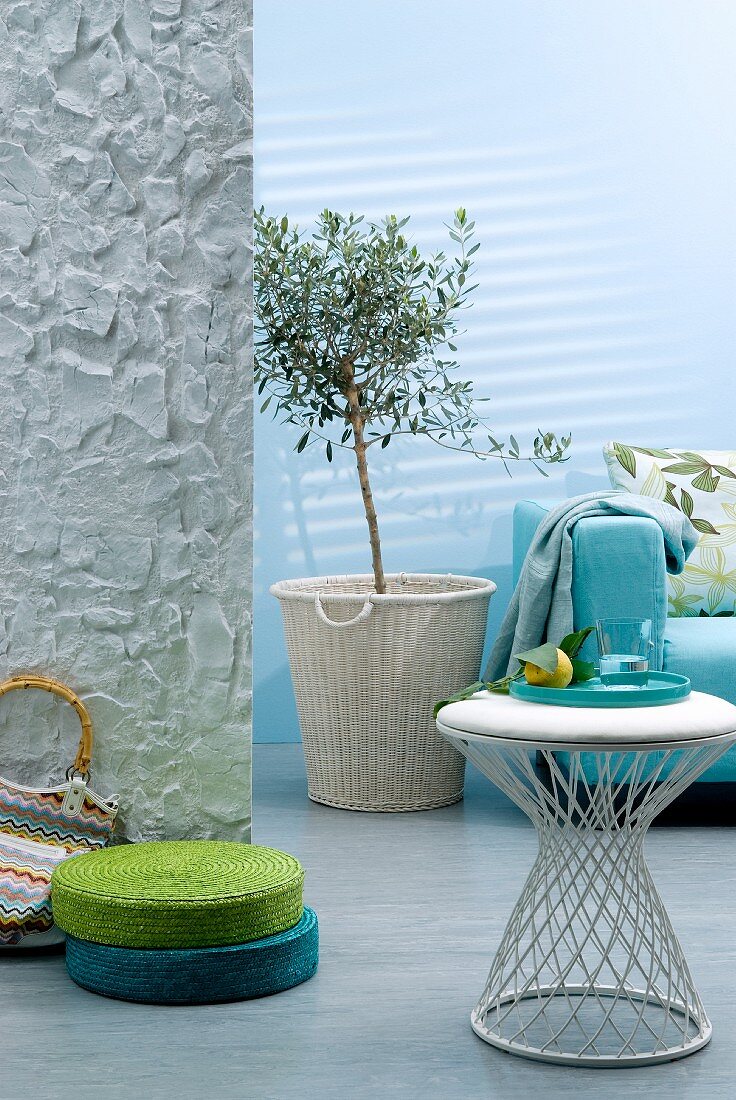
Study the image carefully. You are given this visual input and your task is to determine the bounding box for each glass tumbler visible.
[596,618,652,686]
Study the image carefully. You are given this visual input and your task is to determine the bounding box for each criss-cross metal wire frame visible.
[447,729,736,1067]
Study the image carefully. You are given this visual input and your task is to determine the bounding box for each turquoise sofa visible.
[514,499,736,786]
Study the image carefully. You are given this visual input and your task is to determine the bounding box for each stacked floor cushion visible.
[50,840,318,1004]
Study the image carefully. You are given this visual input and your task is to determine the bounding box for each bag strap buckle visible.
[61,774,88,816]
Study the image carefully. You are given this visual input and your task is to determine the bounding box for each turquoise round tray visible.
[509,671,691,708]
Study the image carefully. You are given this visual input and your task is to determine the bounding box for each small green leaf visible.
[691,468,719,493]
[326,441,333,462]
[632,446,673,459]
[680,488,694,517]
[691,517,720,535]
[662,462,705,475]
[514,642,559,673]
[664,480,678,508]
[571,659,596,682]
[559,626,594,659]
[613,442,637,478]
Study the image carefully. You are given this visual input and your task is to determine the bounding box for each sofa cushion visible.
[666,617,736,780]
[663,616,736,703]
[603,442,736,616]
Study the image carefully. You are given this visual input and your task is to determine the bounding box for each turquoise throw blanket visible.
[485,491,699,680]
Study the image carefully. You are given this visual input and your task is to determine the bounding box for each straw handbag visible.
[0,676,118,947]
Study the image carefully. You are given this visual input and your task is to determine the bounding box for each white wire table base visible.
[452,736,734,1067]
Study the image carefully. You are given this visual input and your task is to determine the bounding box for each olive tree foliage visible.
[254,207,570,593]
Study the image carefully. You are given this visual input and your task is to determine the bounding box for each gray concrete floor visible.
[2,745,736,1099]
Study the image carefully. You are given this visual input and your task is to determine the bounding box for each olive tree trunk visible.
[341,360,386,594]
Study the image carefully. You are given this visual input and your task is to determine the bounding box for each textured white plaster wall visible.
[0,0,252,840]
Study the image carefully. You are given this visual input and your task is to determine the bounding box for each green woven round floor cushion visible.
[51,841,304,949]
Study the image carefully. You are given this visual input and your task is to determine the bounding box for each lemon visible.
[524,648,573,689]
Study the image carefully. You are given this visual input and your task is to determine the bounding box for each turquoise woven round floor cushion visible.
[65,907,319,1005]
[51,841,304,949]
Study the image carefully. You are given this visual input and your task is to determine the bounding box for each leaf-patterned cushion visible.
[602,442,736,617]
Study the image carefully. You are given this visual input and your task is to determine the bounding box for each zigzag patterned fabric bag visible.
[0,676,118,948]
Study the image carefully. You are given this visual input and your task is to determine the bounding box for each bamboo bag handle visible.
[0,675,93,779]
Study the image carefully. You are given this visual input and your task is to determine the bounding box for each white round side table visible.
[437,690,736,1068]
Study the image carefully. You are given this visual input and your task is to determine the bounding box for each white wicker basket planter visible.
[271,573,495,812]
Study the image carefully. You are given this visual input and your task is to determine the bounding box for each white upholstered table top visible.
[436,690,736,746]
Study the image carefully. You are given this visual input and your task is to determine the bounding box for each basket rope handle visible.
[314,592,374,628]
[0,676,93,779]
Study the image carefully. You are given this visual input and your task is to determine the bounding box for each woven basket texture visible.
[272,573,495,812]
[51,841,304,948]
[64,907,319,1005]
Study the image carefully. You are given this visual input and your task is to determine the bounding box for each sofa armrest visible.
[513,501,669,669]
[571,516,668,668]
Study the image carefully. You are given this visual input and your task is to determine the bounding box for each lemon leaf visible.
[514,642,559,673]
[571,659,596,682]
[559,626,594,658]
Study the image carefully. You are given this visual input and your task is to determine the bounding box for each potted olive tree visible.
[255,208,569,811]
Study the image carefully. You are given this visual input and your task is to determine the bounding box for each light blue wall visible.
[254,0,736,742]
